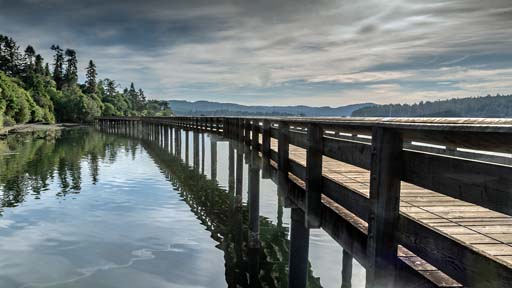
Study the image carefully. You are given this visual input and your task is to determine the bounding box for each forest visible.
[351,94,512,117]
[0,34,172,128]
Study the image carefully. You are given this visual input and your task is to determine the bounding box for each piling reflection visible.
[142,130,324,287]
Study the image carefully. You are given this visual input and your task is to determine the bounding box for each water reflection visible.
[0,128,363,287]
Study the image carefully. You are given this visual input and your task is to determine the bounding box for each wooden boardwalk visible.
[95,116,512,288]
[273,139,512,266]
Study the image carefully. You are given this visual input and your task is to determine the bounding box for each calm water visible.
[0,129,365,287]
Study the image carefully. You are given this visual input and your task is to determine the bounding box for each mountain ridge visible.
[168,100,375,116]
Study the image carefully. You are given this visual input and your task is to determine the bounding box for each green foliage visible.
[0,71,44,125]
[352,94,512,118]
[53,85,102,123]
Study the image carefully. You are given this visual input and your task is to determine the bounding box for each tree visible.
[126,82,138,108]
[0,36,22,76]
[103,78,117,101]
[85,60,97,94]
[137,88,146,111]
[64,49,78,86]
[34,54,44,75]
[24,46,35,64]
[44,63,51,77]
[51,45,64,90]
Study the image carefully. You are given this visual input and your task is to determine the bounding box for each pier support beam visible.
[193,131,200,169]
[228,142,235,192]
[235,142,244,207]
[211,139,218,181]
[342,250,353,288]
[288,208,310,288]
[248,151,260,249]
[185,130,190,164]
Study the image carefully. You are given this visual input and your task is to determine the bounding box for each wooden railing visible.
[95,116,512,288]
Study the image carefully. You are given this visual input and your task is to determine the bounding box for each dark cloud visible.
[0,0,511,105]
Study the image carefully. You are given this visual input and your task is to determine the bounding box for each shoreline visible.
[0,123,87,138]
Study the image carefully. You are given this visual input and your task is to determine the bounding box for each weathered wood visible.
[367,127,403,288]
[270,127,279,139]
[323,136,372,170]
[398,214,512,287]
[289,130,308,149]
[289,159,306,181]
[228,142,234,191]
[262,119,271,156]
[211,140,218,181]
[244,119,251,146]
[322,177,370,222]
[278,122,290,173]
[288,208,310,288]
[402,150,512,216]
[251,120,259,150]
[306,123,323,228]
[248,151,260,249]
[235,143,244,204]
[342,250,353,288]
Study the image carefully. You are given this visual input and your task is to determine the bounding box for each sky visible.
[1,0,511,106]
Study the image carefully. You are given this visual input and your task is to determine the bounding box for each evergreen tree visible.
[0,36,22,76]
[85,60,97,94]
[104,78,117,100]
[22,45,36,80]
[24,46,35,65]
[127,82,137,107]
[138,88,146,103]
[34,54,44,75]
[64,49,78,86]
[51,45,64,89]
[44,63,51,77]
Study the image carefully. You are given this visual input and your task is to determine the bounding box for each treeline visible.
[351,94,512,117]
[0,34,172,128]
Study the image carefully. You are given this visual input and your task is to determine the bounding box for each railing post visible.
[262,119,271,156]
[238,118,244,143]
[222,117,228,137]
[306,123,323,228]
[366,126,403,288]
[244,119,251,146]
[251,120,259,150]
[278,121,289,172]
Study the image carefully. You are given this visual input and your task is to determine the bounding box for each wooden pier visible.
[95,116,512,288]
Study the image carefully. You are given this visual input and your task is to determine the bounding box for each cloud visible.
[0,0,511,105]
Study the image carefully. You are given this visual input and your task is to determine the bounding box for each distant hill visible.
[351,94,512,118]
[168,100,374,117]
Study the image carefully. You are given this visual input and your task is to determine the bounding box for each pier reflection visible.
[137,124,360,288]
